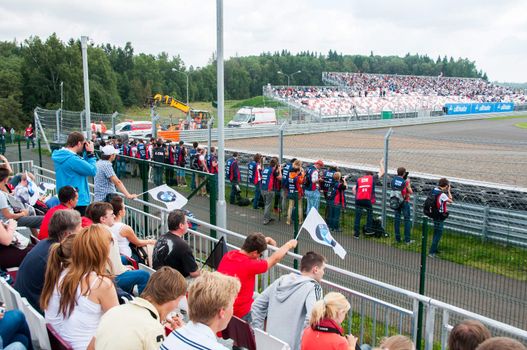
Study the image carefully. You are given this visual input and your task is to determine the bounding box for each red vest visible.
[356,175,375,203]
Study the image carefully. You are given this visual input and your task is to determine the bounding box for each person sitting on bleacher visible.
[251,251,326,350]
[15,210,81,313]
[301,292,358,350]
[108,196,155,263]
[0,309,33,350]
[161,271,241,350]
[0,219,32,270]
[0,167,44,237]
[88,202,150,295]
[92,267,187,350]
[152,209,200,278]
[37,186,81,240]
[40,225,119,350]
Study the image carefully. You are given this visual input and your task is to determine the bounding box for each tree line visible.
[0,34,487,129]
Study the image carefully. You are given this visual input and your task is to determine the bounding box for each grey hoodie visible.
[251,273,323,350]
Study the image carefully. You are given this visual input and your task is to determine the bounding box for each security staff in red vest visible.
[352,159,384,238]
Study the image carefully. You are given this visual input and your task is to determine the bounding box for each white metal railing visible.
[27,164,527,348]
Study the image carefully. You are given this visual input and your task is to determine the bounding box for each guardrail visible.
[25,163,527,348]
[177,111,527,142]
[235,165,527,247]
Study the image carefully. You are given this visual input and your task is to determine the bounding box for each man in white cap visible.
[94,144,138,202]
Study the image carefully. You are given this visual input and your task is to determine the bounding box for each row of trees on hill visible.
[0,34,487,129]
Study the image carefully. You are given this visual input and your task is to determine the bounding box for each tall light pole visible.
[59,81,63,141]
[277,70,302,86]
[216,0,227,229]
[172,68,190,122]
[81,36,91,140]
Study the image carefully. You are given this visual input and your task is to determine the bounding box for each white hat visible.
[101,145,119,156]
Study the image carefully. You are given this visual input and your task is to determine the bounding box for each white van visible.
[227,107,277,128]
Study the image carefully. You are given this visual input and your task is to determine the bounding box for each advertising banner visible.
[445,102,515,115]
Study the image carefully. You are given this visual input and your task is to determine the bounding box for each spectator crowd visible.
[0,130,524,350]
[267,72,526,117]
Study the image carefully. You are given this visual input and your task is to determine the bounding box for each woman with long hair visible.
[301,292,358,350]
[108,196,155,261]
[41,225,118,350]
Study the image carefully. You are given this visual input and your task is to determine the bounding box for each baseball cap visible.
[101,145,119,156]
[314,160,324,167]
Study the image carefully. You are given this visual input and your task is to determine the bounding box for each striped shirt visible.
[94,160,116,202]
[161,321,228,350]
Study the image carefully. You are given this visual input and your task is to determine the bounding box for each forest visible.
[0,34,487,129]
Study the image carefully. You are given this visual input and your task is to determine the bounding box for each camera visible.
[403,171,409,180]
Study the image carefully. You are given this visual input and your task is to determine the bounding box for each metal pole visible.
[279,121,286,164]
[111,112,118,136]
[151,106,158,139]
[416,218,429,349]
[60,81,63,140]
[55,109,60,142]
[381,128,392,228]
[186,73,190,122]
[81,36,92,140]
[216,0,227,229]
[207,116,214,151]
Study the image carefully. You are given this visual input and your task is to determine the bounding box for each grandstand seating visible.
[20,298,52,350]
[266,72,527,117]
[47,323,74,350]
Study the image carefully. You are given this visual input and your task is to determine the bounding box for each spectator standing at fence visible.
[152,209,200,278]
[476,337,526,350]
[448,320,491,350]
[248,153,263,209]
[175,141,187,187]
[88,202,150,295]
[321,165,338,221]
[251,252,326,350]
[152,139,166,187]
[261,157,281,225]
[15,210,81,313]
[10,127,15,144]
[281,158,297,214]
[327,172,347,233]
[52,132,97,216]
[24,123,34,149]
[226,152,241,204]
[161,271,241,350]
[304,160,324,213]
[165,141,177,186]
[93,267,187,350]
[429,178,453,257]
[115,138,127,179]
[391,167,414,244]
[301,292,358,350]
[352,159,384,238]
[189,142,199,190]
[206,146,218,175]
[287,160,305,226]
[196,147,209,196]
[218,232,297,322]
[94,145,138,202]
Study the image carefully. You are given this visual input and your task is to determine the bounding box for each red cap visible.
[314,160,324,167]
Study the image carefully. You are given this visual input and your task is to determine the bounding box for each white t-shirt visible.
[161,321,229,350]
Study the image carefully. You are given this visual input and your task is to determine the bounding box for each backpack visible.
[389,176,405,210]
[389,190,404,210]
[423,191,449,221]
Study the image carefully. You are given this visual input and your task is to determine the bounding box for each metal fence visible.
[9,159,527,349]
[7,114,527,330]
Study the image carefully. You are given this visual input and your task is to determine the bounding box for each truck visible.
[227,107,277,128]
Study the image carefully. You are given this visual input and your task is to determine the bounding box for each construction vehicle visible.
[150,94,211,129]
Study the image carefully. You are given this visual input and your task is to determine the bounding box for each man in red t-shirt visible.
[217,232,297,320]
[38,186,78,240]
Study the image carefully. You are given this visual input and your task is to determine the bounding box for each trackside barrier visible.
[27,162,527,347]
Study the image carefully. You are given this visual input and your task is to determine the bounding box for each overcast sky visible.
[1,0,526,82]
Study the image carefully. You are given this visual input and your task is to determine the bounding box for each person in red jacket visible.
[301,292,358,350]
[38,186,78,240]
[352,159,384,238]
[24,123,35,149]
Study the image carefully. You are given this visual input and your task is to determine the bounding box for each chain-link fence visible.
[219,121,527,330]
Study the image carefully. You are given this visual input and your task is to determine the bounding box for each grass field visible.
[487,114,527,120]
[514,122,527,128]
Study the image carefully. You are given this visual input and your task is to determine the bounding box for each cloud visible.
[0,0,526,82]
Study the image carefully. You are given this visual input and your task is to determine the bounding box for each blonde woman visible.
[301,292,358,350]
[41,224,119,350]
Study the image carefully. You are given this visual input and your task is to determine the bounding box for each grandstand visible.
[264,72,527,119]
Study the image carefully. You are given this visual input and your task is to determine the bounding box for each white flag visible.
[25,173,41,206]
[148,184,188,211]
[298,208,347,259]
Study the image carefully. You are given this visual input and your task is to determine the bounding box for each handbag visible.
[11,230,30,250]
